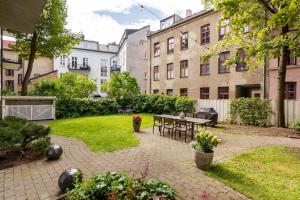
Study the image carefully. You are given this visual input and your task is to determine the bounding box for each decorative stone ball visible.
[46,144,63,160]
[58,168,83,192]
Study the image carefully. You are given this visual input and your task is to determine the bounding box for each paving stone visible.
[1,127,300,199]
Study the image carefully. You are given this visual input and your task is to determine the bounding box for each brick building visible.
[147,10,264,99]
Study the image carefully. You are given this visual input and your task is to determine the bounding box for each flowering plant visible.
[132,115,142,126]
[192,129,220,153]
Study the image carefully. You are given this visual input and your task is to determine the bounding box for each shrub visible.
[289,118,300,131]
[0,116,50,154]
[31,137,51,153]
[175,96,195,113]
[67,171,175,200]
[192,129,220,153]
[56,98,118,118]
[29,72,97,99]
[230,97,272,126]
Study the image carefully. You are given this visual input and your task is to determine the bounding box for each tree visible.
[201,0,300,127]
[102,72,140,99]
[29,72,97,99]
[9,0,82,95]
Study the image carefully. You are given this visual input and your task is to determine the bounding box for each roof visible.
[148,9,214,37]
[0,0,47,33]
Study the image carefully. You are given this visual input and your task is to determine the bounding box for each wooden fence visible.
[196,99,300,126]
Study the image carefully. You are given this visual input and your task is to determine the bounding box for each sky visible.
[66,0,204,44]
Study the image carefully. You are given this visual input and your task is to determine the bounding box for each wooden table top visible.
[156,114,211,125]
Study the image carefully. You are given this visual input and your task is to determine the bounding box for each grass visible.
[205,146,300,200]
[49,114,153,152]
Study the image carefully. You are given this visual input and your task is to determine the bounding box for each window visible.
[167,37,174,54]
[5,69,14,76]
[60,56,66,66]
[285,82,296,99]
[153,89,159,94]
[180,32,188,50]
[200,88,209,99]
[72,57,77,68]
[201,24,210,44]
[218,87,229,99]
[180,88,188,96]
[200,63,210,76]
[167,63,174,79]
[166,89,173,96]
[18,74,22,85]
[6,80,14,90]
[219,19,230,40]
[219,52,230,74]
[180,60,188,78]
[154,66,159,81]
[101,66,107,77]
[236,49,248,71]
[83,57,88,67]
[288,49,297,65]
[100,79,107,85]
[154,42,160,57]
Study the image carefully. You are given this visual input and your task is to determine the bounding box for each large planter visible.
[193,149,214,170]
[133,124,141,132]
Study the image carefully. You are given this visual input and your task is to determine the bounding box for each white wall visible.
[197,99,300,126]
[54,41,117,97]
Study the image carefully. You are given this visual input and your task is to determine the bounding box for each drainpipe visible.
[263,55,269,99]
[149,36,152,94]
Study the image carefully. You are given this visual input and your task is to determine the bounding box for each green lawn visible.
[49,114,153,152]
[205,146,300,200]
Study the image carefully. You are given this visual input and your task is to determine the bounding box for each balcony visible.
[68,64,90,75]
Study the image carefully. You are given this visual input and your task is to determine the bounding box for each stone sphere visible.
[58,168,83,192]
[46,144,63,160]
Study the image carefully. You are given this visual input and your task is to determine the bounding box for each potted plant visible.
[132,115,142,132]
[191,129,220,170]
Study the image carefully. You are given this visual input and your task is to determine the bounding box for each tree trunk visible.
[276,26,289,127]
[21,31,38,96]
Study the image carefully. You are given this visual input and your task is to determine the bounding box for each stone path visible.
[1,127,300,200]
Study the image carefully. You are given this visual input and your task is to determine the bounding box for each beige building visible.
[147,10,264,99]
[2,40,55,94]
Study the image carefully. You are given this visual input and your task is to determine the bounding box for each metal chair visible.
[174,119,192,142]
[162,117,174,138]
[153,116,163,134]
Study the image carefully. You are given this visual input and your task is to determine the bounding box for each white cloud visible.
[66,0,204,43]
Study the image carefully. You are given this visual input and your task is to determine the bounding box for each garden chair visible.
[174,119,192,142]
[153,116,163,135]
[162,117,174,138]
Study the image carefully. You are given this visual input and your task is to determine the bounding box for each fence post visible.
[1,98,5,119]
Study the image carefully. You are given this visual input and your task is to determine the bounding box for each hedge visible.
[56,94,196,119]
[230,97,272,126]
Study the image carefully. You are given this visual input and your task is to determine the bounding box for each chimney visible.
[186,9,192,17]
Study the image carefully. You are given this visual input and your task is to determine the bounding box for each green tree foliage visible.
[0,117,50,154]
[9,0,82,95]
[29,72,97,99]
[102,72,140,99]
[202,0,300,127]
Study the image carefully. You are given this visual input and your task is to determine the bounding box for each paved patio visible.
[1,127,300,200]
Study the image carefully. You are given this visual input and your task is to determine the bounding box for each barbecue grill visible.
[195,107,218,126]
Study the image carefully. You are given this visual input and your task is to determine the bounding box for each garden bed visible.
[0,149,45,170]
[209,124,300,137]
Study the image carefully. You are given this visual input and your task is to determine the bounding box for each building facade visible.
[268,55,300,100]
[54,40,118,97]
[113,26,150,93]
[147,10,264,99]
[2,40,55,94]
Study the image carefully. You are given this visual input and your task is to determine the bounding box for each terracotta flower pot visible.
[133,124,141,132]
[193,149,214,170]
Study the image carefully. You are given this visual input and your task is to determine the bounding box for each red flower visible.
[132,115,142,125]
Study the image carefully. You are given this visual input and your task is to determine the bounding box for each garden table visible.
[156,114,211,140]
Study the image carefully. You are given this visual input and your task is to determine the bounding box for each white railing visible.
[197,99,300,126]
